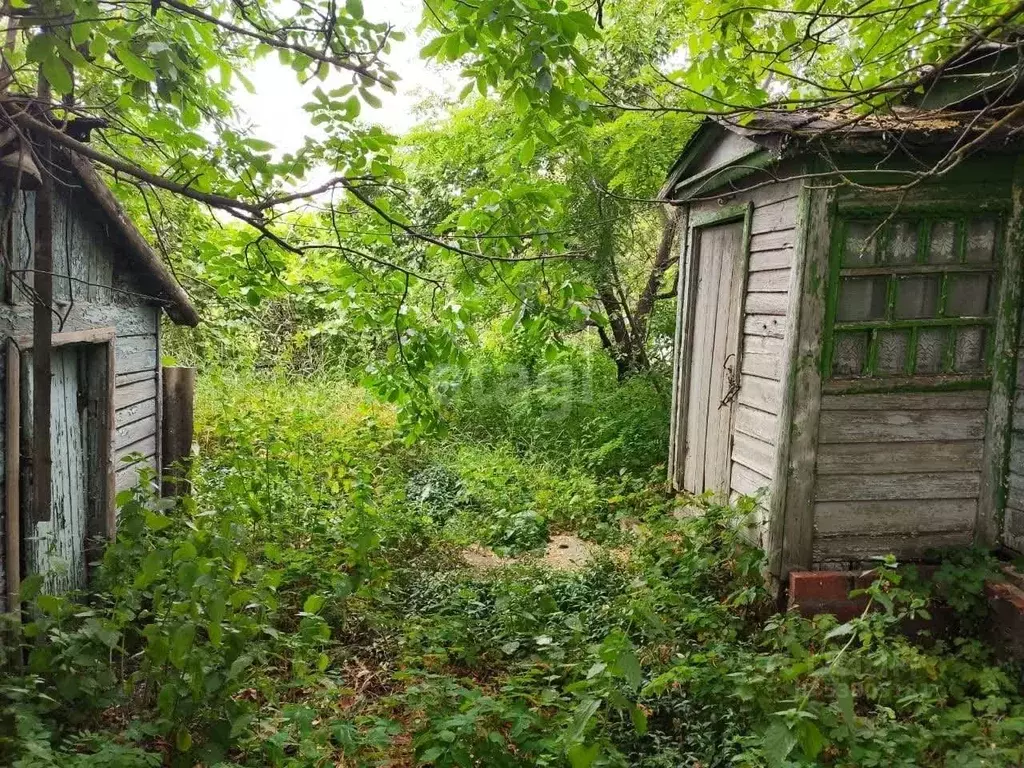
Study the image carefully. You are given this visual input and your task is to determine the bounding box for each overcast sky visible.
[233,0,457,153]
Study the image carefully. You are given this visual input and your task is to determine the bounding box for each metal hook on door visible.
[719,353,740,409]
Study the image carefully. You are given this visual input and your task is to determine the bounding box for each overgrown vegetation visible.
[3,354,1023,767]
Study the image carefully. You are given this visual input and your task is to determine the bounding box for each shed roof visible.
[67,153,200,327]
[664,40,1024,201]
[664,105,1024,200]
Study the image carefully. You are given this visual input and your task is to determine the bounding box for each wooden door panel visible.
[21,346,90,594]
[683,220,746,494]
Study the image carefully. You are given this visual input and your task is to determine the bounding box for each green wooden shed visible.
[665,45,1024,584]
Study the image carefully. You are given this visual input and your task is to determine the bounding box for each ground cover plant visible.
[2,356,1024,767]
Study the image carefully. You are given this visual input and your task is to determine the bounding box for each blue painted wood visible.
[22,347,89,594]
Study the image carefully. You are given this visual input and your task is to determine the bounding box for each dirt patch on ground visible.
[460,534,601,572]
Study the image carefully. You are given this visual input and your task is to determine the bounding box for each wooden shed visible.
[0,150,199,610]
[666,58,1024,583]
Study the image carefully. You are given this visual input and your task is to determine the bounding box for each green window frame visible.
[822,212,1003,388]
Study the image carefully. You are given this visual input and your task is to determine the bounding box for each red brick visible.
[789,571,853,603]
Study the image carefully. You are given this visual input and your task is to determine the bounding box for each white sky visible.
[233,0,458,153]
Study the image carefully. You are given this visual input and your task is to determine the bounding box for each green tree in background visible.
[3,0,1023,431]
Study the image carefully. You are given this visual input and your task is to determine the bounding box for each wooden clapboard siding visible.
[814,531,974,562]
[813,390,987,566]
[0,174,173,603]
[816,440,984,474]
[732,432,775,477]
[731,461,771,498]
[818,408,987,443]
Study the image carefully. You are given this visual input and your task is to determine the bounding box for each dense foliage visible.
[2,356,1023,767]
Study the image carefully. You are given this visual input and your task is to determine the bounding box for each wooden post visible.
[31,84,53,528]
[4,341,19,617]
[161,366,195,497]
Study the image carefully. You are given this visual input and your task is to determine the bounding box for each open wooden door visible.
[682,218,748,495]
[6,329,115,601]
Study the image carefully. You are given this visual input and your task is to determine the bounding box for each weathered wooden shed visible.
[0,150,199,609]
[666,62,1024,583]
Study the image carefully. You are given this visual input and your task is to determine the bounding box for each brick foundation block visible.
[986,579,1024,660]
[788,571,870,622]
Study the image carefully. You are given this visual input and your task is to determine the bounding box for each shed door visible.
[22,346,90,594]
[683,220,746,494]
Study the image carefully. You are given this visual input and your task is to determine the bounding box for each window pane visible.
[876,330,909,374]
[843,220,879,267]
[947,273,992,317]
[837,277,887,322]
[895,275,939,319]
[886,220,918,265]
[833,331,867,376]
[928,220,957,264]
[915,328,948,374]
[965,219,996,263]
[954,326,987,373]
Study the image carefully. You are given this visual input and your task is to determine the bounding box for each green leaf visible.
[346,0,363,19]
[614,648,643,689]
[567,698,600,743]
[519,136,536,165]
[115,45,156,82]
[824,621,855,640]
[797,721,826,759]
[42,54,72,95]
[763,721,797,767]
[360,87,382,108]
[419,745,444,762]
[176,728,193,752]
[157,683,177,718]
[420,37,444,58]
[227,653,253,680]
[837,683,856,728]
[170,622,196,668]
[513,89,530,117]
[630,705,648,736]
[303,593,326,614]
[567,743,600,768]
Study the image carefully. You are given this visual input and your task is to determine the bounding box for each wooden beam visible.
[13,326,115,349]
[32,124,53,527]
[4,340,19,617]
[978,157,1024,546]
[775,179,835,578]
[161,366,195,497]
[105,341,115,536]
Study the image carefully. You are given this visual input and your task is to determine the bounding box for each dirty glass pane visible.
[886,220,918,265]
[833,331,867,376]
[837,277,887,322]
[895,275,939,319]
[927,220,957,264]
[954,326,987,373]
[843,220,879,267]
[876,330,909,374]
[947,273,992,317]
[915,328,948,374]
[965,219,996,263]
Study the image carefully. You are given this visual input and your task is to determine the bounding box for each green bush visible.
[4,373,1024,768]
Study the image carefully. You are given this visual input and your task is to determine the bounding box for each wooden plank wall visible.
[688,177,803,542]
[0,185,163,605]
[1004,309,1024,552]
[813,391,987,566]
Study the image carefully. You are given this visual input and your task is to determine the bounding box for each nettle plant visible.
[0,464,380,765]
